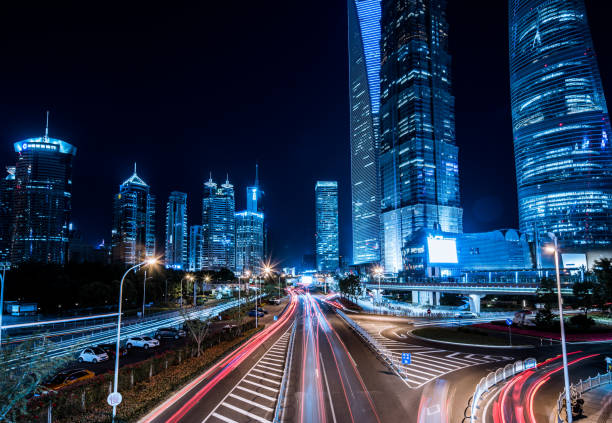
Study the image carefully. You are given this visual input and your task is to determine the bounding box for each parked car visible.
[125,336,160,349]
[97,343,128,358]
[257,307,268,314]
[154,327,186,340]
[42,369,95,392]
[248,309,264,317]
[221,324,238,333]
[270,299,281,305]
[454,311,478,319]
[77,346,109,363]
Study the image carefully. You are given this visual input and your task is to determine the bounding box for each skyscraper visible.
[10,116,77,265]
[0,166,16,263]
[165,191,188,269]
[188,225,204,271]
[202,175,236,271]
[379,0,462,273]
[236,166,264,274]
[348,0,382,266]
[315,181,339,273]
[509,0,612,249]
[111,165,156,265]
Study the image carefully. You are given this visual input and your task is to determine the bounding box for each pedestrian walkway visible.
[354,318,513,389]
[580,384,612,423]
[203,327,292,423]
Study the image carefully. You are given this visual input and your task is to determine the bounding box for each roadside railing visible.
[273,320,297,423]
[556,371,612,422]
[469,357,536,422]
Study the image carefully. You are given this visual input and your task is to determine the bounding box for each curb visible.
[406,330,534,349]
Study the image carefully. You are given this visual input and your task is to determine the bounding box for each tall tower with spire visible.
[235,165,265,274]
[111,164,156,265]
[10,112,77,264]
[202,173,236,271]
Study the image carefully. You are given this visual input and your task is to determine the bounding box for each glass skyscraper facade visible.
[315,181,339,273]
[111,165,156,265]
[379,0,462,273]
[202,175,236,271]
[0,167,15,263]
[509,0,612,249]
[165,191,188,269]
[188,225,204,271]
[348,0,382,265]
[11,134,77,265]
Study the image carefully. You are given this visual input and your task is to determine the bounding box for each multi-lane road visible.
[137,291,558,423]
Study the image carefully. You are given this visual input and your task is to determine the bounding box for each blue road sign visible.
[273,315,278,321]
[402,353,411,365]
[506,318,513,326]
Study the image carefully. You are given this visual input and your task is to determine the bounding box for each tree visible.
[0,336,72,421]
[339,275,360,301]
[572,280,595,318]
[180,310,212,357]
[535,277,557,329]
[593,258,612,312]
[216,268,235,282]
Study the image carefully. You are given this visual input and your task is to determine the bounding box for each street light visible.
[111,257,157,420]
[0,263,6,349]
[373,266,384,314]
[545,233,572,423]
[180,274,194,308]
[240,271,250,314]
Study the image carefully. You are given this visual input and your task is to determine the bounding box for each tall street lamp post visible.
[545,233,572,423]
[0,263,6,349]
[111,258,157,420]
[374,266,384,314]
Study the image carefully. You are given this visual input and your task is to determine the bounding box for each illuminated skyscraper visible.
[315,181,339,272]
[10,115,77,265]
[236,166,264,274]
[509,0,612,249]
[379,0,462,273]
[165,191,188,269]
[188,225,204,271]
[111,165,156,265]
[202,175,235,271]
[0,166,16,263]
[349,0,382,265]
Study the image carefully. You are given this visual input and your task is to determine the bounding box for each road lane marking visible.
[228,394,274,412]
[210,412,238,423]
[241,379,279,392]
[220,402,272,423]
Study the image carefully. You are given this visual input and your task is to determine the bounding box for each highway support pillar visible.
[468,294,483,315]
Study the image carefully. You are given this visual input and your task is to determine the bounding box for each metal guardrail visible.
[556,371,612,422]
[273,320,297,423]
[469,357,536,422]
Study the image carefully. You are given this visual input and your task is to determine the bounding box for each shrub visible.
[569,313,595,329]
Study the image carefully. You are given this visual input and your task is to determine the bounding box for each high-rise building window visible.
[315,181,339,273]
[165,191,188,270]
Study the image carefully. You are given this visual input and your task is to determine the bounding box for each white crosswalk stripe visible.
[352,318,514,389]
[204,328,292,423]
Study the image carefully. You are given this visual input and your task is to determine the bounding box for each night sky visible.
[0,1,611,268]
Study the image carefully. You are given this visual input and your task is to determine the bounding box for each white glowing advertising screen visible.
[427,237,458,264]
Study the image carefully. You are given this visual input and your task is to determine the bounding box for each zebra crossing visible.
[203,327,292,423]
[356,319,513,389]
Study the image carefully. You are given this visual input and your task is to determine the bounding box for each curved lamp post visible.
[111,257,157,420]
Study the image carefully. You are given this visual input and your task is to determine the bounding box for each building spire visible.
[134,162,137,175]
[226,172,230,184]
[255,163,259,187]
[44,110,50,141]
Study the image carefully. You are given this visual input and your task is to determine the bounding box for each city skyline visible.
[0,2,611,267]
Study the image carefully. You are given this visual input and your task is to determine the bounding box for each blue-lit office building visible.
[111,165,156,265]
[348,0,382,266]
[202,175,236,271]
[188,225,204,271]
[10,127,77,265]
[315,181,339,273]
[509,0,612,250]
[236,167,265,274]
[165,191,188,269]
[403,229,533,277]
[0,167,15,263]
[379,0,463,274]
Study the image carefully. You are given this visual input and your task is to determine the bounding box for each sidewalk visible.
[581,384,612,422]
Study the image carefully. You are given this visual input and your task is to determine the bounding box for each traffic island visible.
[410,326,533,348]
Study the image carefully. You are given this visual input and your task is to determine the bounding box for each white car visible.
[78,347,109,363]
[125,336,160,350]
[454,311,478,319]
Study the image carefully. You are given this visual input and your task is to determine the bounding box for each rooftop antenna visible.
[134,162,137,175]
[226,172,230,184]
[255,163,259,187]
[44,110,50,141]
[209,171,213,182]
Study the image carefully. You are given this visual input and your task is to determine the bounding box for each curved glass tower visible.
[348,0,381,265]
[509,0,612,249]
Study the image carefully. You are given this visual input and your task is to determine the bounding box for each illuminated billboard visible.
[427,236,458,264]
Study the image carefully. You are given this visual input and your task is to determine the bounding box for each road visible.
[138,292,519,423]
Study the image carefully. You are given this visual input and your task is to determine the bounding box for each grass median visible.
[412,326,512,346]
